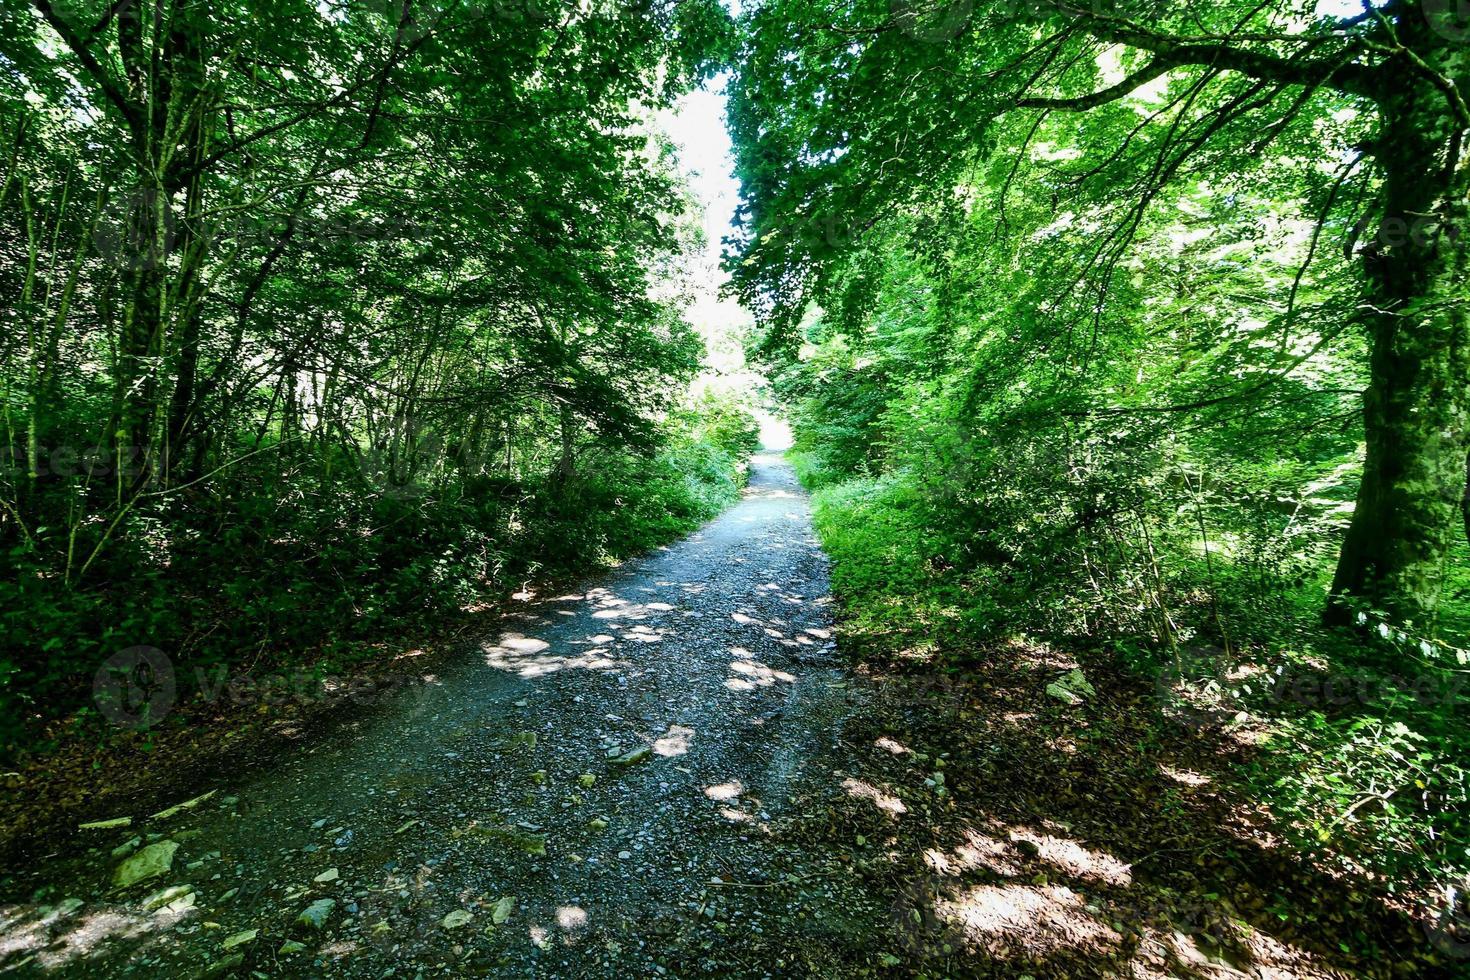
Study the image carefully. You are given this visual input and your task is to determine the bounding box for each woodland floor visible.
[0,457,1457,978]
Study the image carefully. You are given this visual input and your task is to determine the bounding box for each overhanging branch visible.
[1053,2,1382,101]
[1017,57,1175,110]
[32,0,143,135]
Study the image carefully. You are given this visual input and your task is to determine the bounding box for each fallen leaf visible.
[79,817,132,831]
[220,928,257,950]
[442,909,474,930]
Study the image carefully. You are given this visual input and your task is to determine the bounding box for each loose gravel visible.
[0,455,876,978]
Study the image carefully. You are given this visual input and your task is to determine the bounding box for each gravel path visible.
[0,455,872,978]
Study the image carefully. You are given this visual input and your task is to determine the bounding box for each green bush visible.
[786,449,847,492]
[686,390,762,461]
[809,471,1000,661]
[0,431,746,760]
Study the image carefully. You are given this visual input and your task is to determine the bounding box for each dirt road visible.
[1,456,877,977]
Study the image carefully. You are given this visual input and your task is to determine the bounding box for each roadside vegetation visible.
[728,0,1470,916]
[5,0,1470,970]
[0,0,747,759]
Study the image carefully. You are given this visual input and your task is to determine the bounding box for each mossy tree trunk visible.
[1328,35,1470,629]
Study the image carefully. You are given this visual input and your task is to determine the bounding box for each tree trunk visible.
[1462,448,1470,548]
[165,175,210,485]
[556,400,577,484]
[110,183,169,490]
[107,0,209,491]
[1327,66,1470,629]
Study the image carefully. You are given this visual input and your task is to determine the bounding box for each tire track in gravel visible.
[0,454,870,978]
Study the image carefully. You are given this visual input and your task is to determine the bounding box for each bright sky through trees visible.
[660,75,790,446]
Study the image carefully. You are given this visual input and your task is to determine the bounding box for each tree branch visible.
[31,0,142,135]
[82,0,135,45]
[1017,58,1175,110]
[1054,3,1382,101]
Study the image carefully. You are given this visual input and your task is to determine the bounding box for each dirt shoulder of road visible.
[0,601,509,872]
[755,637,1462,978]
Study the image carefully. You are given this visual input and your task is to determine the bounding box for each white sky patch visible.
[656,74,783,444]
[1316,0,1375,17]
[656,76,751,373]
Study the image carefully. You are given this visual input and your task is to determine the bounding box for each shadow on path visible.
[0,455,860,977]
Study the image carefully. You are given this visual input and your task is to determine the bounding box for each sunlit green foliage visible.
[729,0,1470,888]
[0,0,740,754]
[680,388,762,462]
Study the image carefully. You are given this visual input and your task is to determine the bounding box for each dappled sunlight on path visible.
[0,456,856,977]
[1,456,1421,978]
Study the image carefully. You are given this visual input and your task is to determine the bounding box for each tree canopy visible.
[727,0,1470,629]
[0,0,748,746]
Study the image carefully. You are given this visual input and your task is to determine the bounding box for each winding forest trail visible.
[1,456,877,977]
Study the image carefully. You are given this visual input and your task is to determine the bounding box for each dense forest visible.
[727,0,1470,904]
[0,0,752,751]
[3,0,1470,976]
